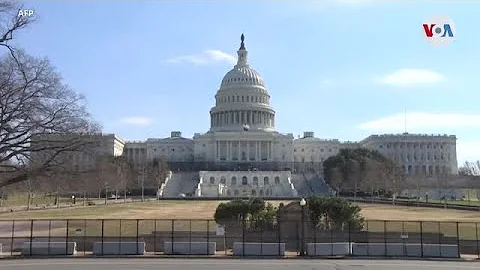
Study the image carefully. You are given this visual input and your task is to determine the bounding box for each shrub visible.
[214,198,277,229]
[307,196,364,231]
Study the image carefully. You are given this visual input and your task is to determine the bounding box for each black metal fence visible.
[0,219,479,258]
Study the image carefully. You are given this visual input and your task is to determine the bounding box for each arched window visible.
[253,176,259,185]
[209,177,215,184]
[242,176,248,185]
[231,176,237,185]
[264,177,269,185]
[274,177,280,184]
[220,176,226,184]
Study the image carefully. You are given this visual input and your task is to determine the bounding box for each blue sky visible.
[12,1,480,164]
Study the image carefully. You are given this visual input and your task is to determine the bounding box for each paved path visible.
[0,259,478,270]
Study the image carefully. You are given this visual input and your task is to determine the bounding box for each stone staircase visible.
[162,172,199,198]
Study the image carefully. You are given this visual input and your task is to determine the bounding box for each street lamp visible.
[299,198,307,256]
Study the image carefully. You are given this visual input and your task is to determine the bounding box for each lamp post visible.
[299,198,307,256]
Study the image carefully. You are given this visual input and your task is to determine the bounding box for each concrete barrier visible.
[306,242,351,256]
[351,243,459,258]
[22,242,77,256]
[93,242,145,255]
[422,244,459,258]
[233,242,285,256]
[163,242,216,255]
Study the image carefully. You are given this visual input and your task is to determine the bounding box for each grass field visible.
[0,200,479,239]
[2,200,480,221]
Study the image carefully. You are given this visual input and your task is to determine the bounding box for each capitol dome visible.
[220,64,265,88]
[209,34,276,133]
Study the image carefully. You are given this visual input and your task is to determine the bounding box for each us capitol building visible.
[34,35,459,198]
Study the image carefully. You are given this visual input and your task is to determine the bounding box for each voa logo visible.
[422,15,455,46]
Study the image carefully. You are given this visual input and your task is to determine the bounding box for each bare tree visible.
[459,161,480,176]
[0,1,37,55]
[148,158,169,191]
[0,1,100,188]
[111,156,133,203]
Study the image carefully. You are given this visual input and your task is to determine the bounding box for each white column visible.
[238,141,241,160]
[247,140,250,161]
[228,141,232,161]
[268,142,273,161]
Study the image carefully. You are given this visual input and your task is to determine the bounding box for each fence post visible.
[206,220,210,255]
[153,219,157,255]
[83,219,86,256]
[476,222,479,258]
[277,218,281,258]
[10,220,14,256]
[136,219,139,255]
[420,221,424,257]
[65,219,69,255]
[189,220,192,254]
[260,221,264,257]
[383,221,387,256]
[101,219,104,255]
[456,222,460,258]
[29,220,33,256]
[438,222,442,257]
[366,221,370,256]
[242,218,246,257]
[171,219,174,253]
[329,224,333,257]
[48,220,52,255]
[313,221,317,257]
[348,221,352,256]
[119,219,122,254]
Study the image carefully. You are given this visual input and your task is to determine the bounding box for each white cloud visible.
[358,113,480,131]
[376,69,445,86]
[166,50,236,66]
[119,117,153,126]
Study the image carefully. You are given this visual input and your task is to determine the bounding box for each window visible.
[231,176,237,185]
[253,177,258,185]
[274,177,280,184]
[251,190,256,196]
[220,176,226,184]
[264,177,269,185]
[242,176,248,185]
[209,177,215,184]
